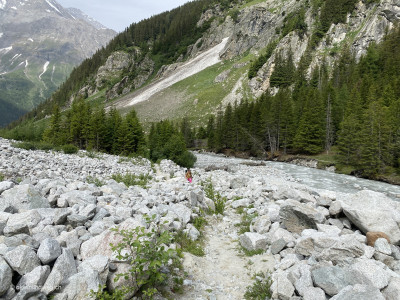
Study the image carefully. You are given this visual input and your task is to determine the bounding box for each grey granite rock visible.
[279,200,325,234]
[339,190,400,244]
[270,238,287,255]
[1,184,50,212]
[349,258,390,290]
[240,232,267,252]
[330,284,385,300]
[311,266,358,296]
[78,255,109,285]
[3,210,41,236]
[0,257,12,295]
[17,265,50,292]
[41,248,77,295]
[37,238,62,264]
[382,277,400,300]
[57,268,100,300]
[374,238,392,255]
[4,245,41,275]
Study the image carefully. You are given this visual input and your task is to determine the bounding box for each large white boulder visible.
[339,190,400,244]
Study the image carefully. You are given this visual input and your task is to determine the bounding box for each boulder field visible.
[0,137,400,299]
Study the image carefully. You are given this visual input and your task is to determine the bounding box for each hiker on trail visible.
[185,168,193,183]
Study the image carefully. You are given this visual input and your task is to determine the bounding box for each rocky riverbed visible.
[0,137,400,299]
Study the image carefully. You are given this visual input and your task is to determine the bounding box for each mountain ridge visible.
[20,0,399,127]
[0,0,116,126]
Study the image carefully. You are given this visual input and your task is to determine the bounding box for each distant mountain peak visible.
[67,7,109,30]
[0,0,116,126]
[0,0,7,10]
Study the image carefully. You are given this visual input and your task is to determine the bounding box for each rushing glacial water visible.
[269,162,400,199]
[194,152,400,200]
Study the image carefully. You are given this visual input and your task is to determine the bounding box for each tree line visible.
[41,100,196,167]
[179,27,400,179]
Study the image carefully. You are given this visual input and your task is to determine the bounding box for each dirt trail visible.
[177,208,275,300]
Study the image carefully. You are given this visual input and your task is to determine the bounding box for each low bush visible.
[111,173,152,188]
[244,272,273,300]
[203,178,226,215]
[86,176,105,187]
[12,141,56,151]
[174,230,205,257]
[91,215,182,299]
[235,210,258,235]
[62,144,79,154]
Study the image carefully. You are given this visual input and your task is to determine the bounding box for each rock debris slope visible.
[1,138,400,299]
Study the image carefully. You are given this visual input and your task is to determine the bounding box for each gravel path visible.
[178,208,275,299]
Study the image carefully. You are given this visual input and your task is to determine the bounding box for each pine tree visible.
[42,105,62,145]
[293,90,325,154]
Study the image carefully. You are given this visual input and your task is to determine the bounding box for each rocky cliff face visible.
[0,0,116,126]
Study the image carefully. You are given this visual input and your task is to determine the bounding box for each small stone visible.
[329,201,342,215]
[374,238,392,255]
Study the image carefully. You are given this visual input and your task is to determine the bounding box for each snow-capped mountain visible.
[0,0,116,126]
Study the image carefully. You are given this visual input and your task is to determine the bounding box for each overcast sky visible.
[57,0,190,32]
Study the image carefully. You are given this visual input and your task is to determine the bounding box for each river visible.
[194,152,400,201]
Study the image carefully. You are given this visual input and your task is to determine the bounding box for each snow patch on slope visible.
[45,0,61,14]
[0,46,12,54]
[0,0,6,10]
[0,33,3,38]
[11,54,21,61]
[39,61,50,79]
[127,37,229,107]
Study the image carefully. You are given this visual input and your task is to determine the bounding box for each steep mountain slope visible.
[0,0,115,126]
[28,0,399,126]
[9,0,400,128]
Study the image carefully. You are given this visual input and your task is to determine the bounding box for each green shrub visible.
[12,141,56,151]
[248,40,278,79]
[244,272,273,300]
[235,210,258,235]
[229,9,240,22]
[12,141,37,150]
[193,216,207,231]
[37,142,54,151]
[111,173,152,188]
[0,173,4,181]
[203,178,226,215]
[62,144,79,154]
[240,247,265,257]
[86,176,105,187]
[174,231,205,257]
[92,215,182,299]
[175,151,197,168]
